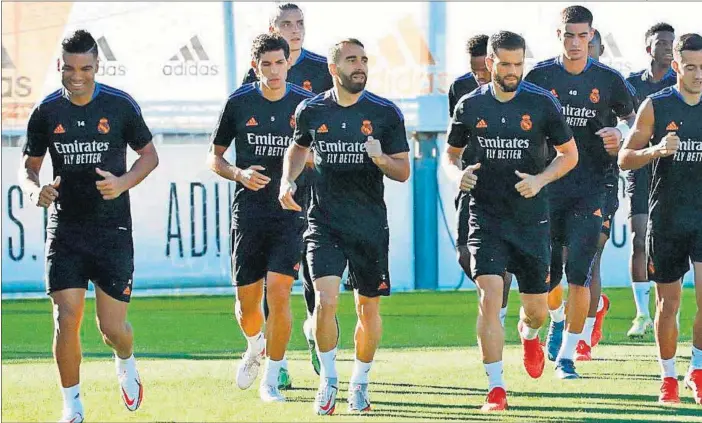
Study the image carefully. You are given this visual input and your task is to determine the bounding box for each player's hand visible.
[236,165,271,191]
[514,170,545,198]
[32,176,61,208]
[365,136,385,164]
[95,168,127,200]
[278,178,301,212]
[459,163,481,191]
[656,132,680,157]
[596,127,623,155]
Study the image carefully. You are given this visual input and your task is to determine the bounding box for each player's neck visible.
[66,83,96,106]
[650,61,670,82]
[333,85,363,107]
[289,49,303,65]
[491,82,518,103]
[676,83,702,106]
[260,82,287,102]
[560,54,588,75]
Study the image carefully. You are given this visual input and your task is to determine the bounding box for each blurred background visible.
[2,1,700,298]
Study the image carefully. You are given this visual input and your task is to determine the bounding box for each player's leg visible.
[683,258,702,404]
[576,231,609,361]
[502,272,513,327]
[546,247,566,362]
[301,255,322,376]
[628,167,653,337]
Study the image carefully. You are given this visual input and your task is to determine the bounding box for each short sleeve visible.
[124,101,153,151]
[292,100,313,147]
[543,97,573,147]
[22,106,49,157]
[241,68,258,85]
[610,74,636,118]
[381,107,409,155]
[210,98,238,148]
[446,99,471,149]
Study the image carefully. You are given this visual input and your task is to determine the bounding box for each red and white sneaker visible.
[684,369,702,405]
[575,340,592,361]
[591,294,610,347]
[59,408,84,423]
[481,387,508,412]
[118,369,144,411]
[659,377,680,404]
[518,321,545,378]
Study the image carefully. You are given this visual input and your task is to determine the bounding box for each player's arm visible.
[367,109,411,182]
[280,101,313,211]
[442,102,481,191]
[618,99,678,170]
[17,106,60,207]
[597,77,637,156]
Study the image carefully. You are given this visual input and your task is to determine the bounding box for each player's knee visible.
[355,298,380,325]
[525,305,548,327]
[631,232,646,254]
[316,290,338,314]
[97,318,126,343]
[266,283,291,309]
[656,295,680,318]
[53,304,82,333]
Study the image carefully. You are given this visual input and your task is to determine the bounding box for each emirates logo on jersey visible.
[302,80,312,91]
[666,121,679,131]
[520,115,532,131]
[361,120,373,136]
[289,114,296,129]
[97,118,110,134]
[589,88,600,104]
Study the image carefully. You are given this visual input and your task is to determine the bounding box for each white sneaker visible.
[117,368,144,411]
[627,315,653,338]
[259,383,286,403]
[237,347,265,390]
[59,406,84,423]
[314,377,338,415]
[348,383,371,412]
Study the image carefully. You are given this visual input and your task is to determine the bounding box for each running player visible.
[624,23,677,338]
[450,34,514,328]
[207,33,313,403]
[444,31,578,411]
[279,38,410,415]
[618,32,702,405]
[525,5,636,377]
[243,2,334,382]
[18,30,159,422]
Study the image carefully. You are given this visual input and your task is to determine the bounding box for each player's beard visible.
[339,70,367,94]
[494,73,522,93]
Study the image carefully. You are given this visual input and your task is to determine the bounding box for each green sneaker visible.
[303,318,321,375]
[277,367,292,390]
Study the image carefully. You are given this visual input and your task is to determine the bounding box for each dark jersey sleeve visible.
[523,68,543,86]
[381,109,409,155]
[319,70,334,92]
[625,75,642,110]
[22,106,49,157]
[610,75,636,118]
[544,97,573,147]
[210,99,238,148]
[292,100,313,147]
[241,68,258,85]
[124,103,153,151]
[446,100,471,149]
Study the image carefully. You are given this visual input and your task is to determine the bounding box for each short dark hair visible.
[487,31,526,57]
[645,22,675,44]
[328,38,364,64]
[674,33,702,57]
[251,33,290,62]
[61,30,98,57]
[561,5,593,26]
[466,34,489,57]
[270,3,302,26]
[591,29,602,45]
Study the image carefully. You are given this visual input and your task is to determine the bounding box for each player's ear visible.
[94,58,100,74]
[328,62,338,78]
[588,28,594,42]
[646,45,652,55]
[269,25,276,34]
[485,55,494,71]
[671,58,679,74]
[251,60,258,75]
[600,45,605,56]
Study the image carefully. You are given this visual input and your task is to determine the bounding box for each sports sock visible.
[246,332,265,354]
[61,383,81,410]
[484,361,505,391]
[317,347,338,379]
[550,303,565,323]
[263,358,283,387]
[582,317,596,347]
[556,331,581,362]
[350,359,373,385]
[632,282,651,318]
[660,357,676,380]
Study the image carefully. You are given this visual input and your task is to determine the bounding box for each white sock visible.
[317,347,338,379]
[61,384,81,410]
[350,359,373,385]
[280,356,288,370]
[582,317,596,347]
[116,353,137,376]
[263,358,283,387]
[659,357,676,380]
[556,331,581,362]
[499,306,508,328]
[550,303,565,323]
[597,295,605,312]
[690,346,702,371]
[519,321,540,340]
[484,361,505,391]
[246,332,265,353]
[632,282,651,318]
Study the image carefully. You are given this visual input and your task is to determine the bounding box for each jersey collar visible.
[488,81,522,102]
[329,88,367,107]
[643,64,675,82]
[60,82,102,104]
[254,81,291,101]
[556,54,593,74]
[292,48,307,67]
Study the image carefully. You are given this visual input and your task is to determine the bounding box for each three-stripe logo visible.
[162,36,219,77]
[95,36,126,77]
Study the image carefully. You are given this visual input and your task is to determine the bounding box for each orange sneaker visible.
[659,377,680,404]
[684,369,702,405]
[518,321,545,378]
[480,387,508,412]
[575,340,592,361]
[591,294,610,347]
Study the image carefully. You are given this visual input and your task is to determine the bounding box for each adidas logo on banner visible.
[162,35,219,77]
[95,36,126,77]
[1,42,32,98]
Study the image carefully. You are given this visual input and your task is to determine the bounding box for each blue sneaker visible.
[555,359,580,379]
[546,320,564,362]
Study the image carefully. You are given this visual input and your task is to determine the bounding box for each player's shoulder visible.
[627,69,646,82]
[454,72,475,84]
[295,90,328,114]
[451,72,478,90]
[302,49,328,65]
[520,81,562,110]
[648,85,676,101]
[35,88,65,110]
[288,83,316,100]
[529,57,559,74]
[454,84,489,114]
[227,82,259,104]
[97,83,142,115]
[363,90,404,121]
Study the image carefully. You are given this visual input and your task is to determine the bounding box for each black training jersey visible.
[525,56,636,199]
[293,90,409,240]
[448,72,480,118]
[647,87,702,231]
[447,82,574,224]
[22,83,152,229]
[211,82,314,221]
[242,49,333,94]
[627,67,676,109]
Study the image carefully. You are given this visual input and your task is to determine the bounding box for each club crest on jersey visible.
[520,114,532,131]
[53,124,66,134]
[550,89,558,98]
[289,114,296,129]
[317,123,328,133]
[361,120,373,135]
[246,117,258,127]
[666,121,679,131]
[302,80,312,91]
[97,118,110,134]
[589,88,600,104]
[476,119,487,129]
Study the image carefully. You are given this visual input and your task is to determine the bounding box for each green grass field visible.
[2,287,701,422]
